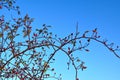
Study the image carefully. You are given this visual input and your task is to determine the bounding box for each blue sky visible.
[17,0,120,80]
[1,0,120,80]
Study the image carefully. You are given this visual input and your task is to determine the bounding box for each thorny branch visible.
[0,0,120,80]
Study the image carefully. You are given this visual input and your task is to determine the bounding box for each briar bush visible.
[0,0,120,80]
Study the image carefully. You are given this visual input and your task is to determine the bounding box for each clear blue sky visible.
[17,0,120,80]
[1,0,120,80]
